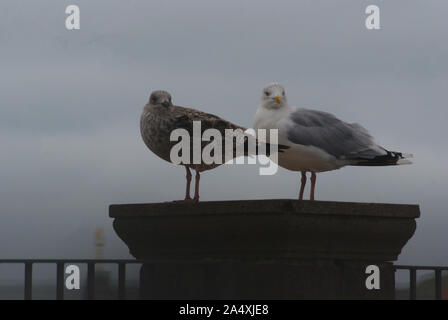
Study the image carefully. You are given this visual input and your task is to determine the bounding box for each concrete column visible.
[110,199,419,299]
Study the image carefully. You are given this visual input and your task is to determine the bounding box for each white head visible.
[261,82,287,109]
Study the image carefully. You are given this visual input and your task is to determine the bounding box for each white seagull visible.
[254,83,412,200]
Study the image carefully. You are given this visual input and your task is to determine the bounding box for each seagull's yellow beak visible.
[273,95,282,104]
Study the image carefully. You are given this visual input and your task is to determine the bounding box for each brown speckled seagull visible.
[140,90,287,202]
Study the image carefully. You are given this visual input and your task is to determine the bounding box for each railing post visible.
[409,268,417,300]
[56,262,65,300]
[435,269,442,300]
[24,262,33,300]
[87,262,95,300]
[118,263,126,300]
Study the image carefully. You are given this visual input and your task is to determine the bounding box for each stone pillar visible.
[110,200,419,299]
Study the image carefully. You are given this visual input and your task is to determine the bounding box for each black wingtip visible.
[277,144,290,153]
[350,150,407,166]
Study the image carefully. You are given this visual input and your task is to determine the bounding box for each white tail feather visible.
[401,153,413,158]
[397,159,413,165]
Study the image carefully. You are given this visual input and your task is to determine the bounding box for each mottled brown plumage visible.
[140,90,283,202]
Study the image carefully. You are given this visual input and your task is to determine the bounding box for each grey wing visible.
[286,108,386,159]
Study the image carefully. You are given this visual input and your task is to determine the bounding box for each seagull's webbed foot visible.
[174,198,195,203]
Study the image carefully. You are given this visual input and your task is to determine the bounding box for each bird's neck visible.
[254,103,292,130]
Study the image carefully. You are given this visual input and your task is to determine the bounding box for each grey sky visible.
[0,0,447,279]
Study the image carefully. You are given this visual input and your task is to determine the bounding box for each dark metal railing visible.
[0,260,446,300]
[394,265,448,300]
[0,259,146,300]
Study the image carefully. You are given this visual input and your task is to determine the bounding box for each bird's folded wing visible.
[171,106,286,160]
[170,105,249,160]
[171,105,243,133]
[286,108,385,159]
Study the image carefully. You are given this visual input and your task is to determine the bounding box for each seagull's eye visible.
[264,91,270,96]
[282,91,285,96]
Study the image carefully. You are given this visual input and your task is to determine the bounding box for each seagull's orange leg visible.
[310,172,317,201]
[184,166,192,201]
[299,171,307,200]
[193,169,200,202]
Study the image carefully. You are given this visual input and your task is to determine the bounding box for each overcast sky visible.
[0,0,447,280]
